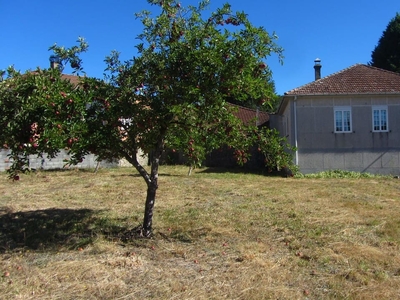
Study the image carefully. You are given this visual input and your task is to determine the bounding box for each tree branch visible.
[120,149,151,186]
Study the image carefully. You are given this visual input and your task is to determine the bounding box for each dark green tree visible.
[370,12,400,73]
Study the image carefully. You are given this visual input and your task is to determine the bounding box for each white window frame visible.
[372,105,389,132]
[334,106,352,133]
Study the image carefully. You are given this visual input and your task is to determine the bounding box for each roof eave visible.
[283,92,400,97]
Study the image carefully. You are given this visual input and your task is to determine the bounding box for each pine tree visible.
[370,13,400,73]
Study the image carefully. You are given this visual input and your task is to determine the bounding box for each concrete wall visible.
[282,94,400,174]
[0,149,148,172]
[299,149,400,175]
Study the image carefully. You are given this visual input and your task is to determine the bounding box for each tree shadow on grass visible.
[198,166,293,177]
[198,166,264,175]
[0,207,129,253]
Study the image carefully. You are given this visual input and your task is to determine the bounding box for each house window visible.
[334,106,352,133]
[372,106,388,132]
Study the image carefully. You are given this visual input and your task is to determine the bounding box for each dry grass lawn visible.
[1,166,400,299]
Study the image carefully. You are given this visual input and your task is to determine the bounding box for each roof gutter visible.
[285,92,400,97]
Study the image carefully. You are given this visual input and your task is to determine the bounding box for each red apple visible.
[71,61,80,69]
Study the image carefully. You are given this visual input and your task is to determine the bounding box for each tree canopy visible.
[0,0,294,237]
[370,12,400,73]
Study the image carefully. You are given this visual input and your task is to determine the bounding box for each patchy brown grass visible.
[1,166,400,299]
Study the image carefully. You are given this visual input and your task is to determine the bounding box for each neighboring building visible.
[229,103,270,127]
[271,60,400,174]
[1,59,267,172]
[205,104,269,169]
[0,60,147,172]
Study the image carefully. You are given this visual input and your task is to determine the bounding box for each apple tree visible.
[0,37,90,178]
[0,0,289,237]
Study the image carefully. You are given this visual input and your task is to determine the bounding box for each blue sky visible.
[1,0,399,95]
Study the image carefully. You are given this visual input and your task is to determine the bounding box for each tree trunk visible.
[187,165,193,176]
[141,137,164,237]
[122,147,159,238]
[142,177,158,237]
[122,130,167,238]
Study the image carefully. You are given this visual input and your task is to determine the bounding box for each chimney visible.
[314,58,321,80]
[49,55,61,70]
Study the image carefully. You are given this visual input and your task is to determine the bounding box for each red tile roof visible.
[228,103,269,126]
[27,72,81,86]
[61,74,81,86]
[285,64,400,95]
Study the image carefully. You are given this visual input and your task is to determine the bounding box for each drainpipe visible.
[256,106,260,126]
[293,96,298,165]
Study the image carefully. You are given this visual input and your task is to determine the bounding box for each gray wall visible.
[0,149,148,172]
[283,95,400,174]
[299,149,400,175]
